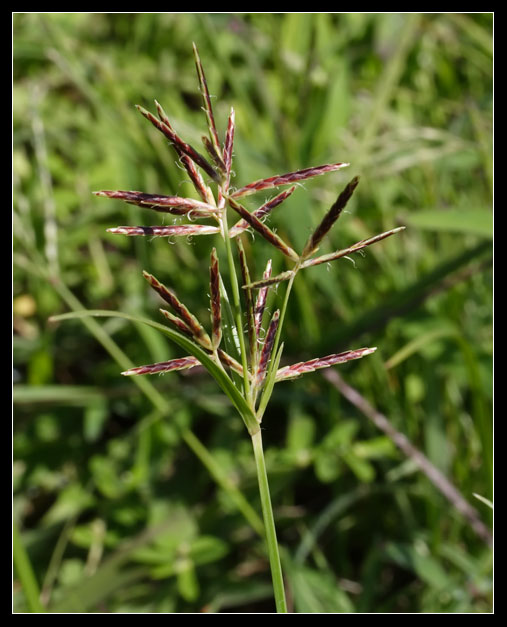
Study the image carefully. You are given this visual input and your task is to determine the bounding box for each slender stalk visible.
[257,266,298,414]
[219,201,251,400]
[251,429,287,613]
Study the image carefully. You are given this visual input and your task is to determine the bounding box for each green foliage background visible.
[13,13,493,613]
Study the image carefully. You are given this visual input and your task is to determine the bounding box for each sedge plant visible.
[92,44,404,613]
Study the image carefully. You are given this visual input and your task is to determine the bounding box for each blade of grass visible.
[13,520,47,613]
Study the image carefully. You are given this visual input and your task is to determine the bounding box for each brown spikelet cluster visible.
[301,176,360,259]
[209,248,222,349]
[122,356,201,377]
[230,163,349,198]
[255,310,280,386]
[95,42,404,413]
[275,347,378,381]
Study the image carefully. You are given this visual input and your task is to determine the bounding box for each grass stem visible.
[251,429,288,613]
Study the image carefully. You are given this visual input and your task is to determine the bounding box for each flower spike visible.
[209,248,222,349]
[94,190,219,217]
[229,186,296,238]
[255,309,280,386]
[276,347,377,382]
[136,104,221,184]
[223,107,235,185]
[107,225,220,237]
[227,196,299,261]
[155,100,212,203]
[254,259,272,336]
[122,356,201,376]
[143,271,212,350]
[302,176,360,259]
[231,163,349,199]
[301,226,406,269]
[193,42,223,162]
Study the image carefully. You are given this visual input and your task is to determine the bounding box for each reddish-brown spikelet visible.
[276,347,377,381]
[301,226,406,269]
[209,248,222,349]
[107,225,220,237]
[236,238,256,363]
[254,259,272,336]
[143,271,212,350]
[202,136,227,173]
[193,42,223,161]
[255,309,280,386]
[227,197,299,261]
[223,108,235,186]
[159,308,195,338]
[94,190,218,216]
[136,104,221,183]
[122,356,201,376]
[302,176,360,258]
[155,100,212,203]
[217,349,247,377]
[229,186,296,238]
[230,163,349,198]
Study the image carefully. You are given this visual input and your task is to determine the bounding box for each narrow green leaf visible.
[13,521,46,613]
[50,310,258,433]
[405,209,492,238]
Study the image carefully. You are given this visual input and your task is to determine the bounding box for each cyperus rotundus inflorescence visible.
[94,43,405,613]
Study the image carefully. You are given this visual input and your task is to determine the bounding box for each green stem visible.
[220,208,251,400]
[258,267,298,414]
[251,429,287,613]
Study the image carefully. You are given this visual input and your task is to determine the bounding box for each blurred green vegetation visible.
[13,13,492,613]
